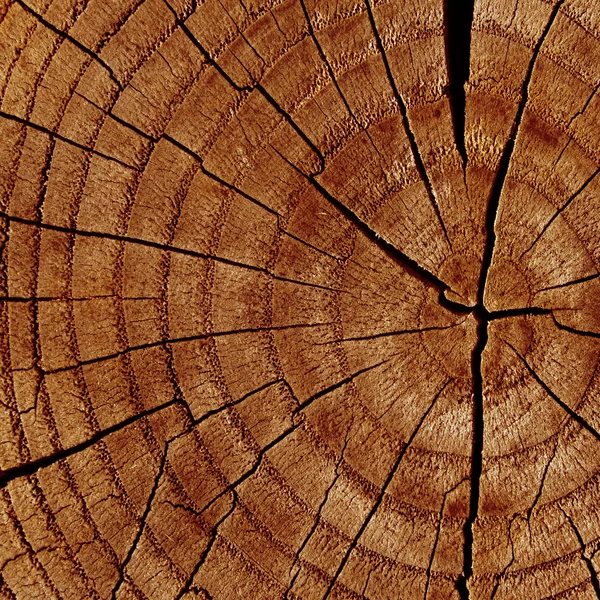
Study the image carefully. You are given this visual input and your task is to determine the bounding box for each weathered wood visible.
[0,0,599,598]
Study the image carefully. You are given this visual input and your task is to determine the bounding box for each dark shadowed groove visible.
[559,508,600,600]
[456,318,487,599]
[0,211,338,293]
[0,111,138,170]
[363,0,453,249]
[521,166,600,258]
[0,398,183,488]
[443,0,475,163]
[322,379,453,600]
[506,340,600,443]
[478,0,565,307]
[458,5,566,597]
[537,272,600,291]
[271,146,472,313]
[15,0,123,90]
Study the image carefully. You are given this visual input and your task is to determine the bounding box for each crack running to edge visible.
[443,0,475,164]
[456,1,565,597]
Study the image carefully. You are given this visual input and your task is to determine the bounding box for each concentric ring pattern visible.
[1,0,600,598]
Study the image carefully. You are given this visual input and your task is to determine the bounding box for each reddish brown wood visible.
[1,0,600,598]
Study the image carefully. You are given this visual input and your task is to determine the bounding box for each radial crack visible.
[505,340,600,443]
[272,146,468,312]
[321,379,453,599]
[425,478,468,600]
[0,211,338,293]
[443,0,475,163]
[559,507,600,599]
[479,0,565,305]
[40,323,334,375]
[0,397,184,488]
[283,432,351,599]
[520,167,600,258]
[14,0,123,90]
[364,0,452,249]
[457,317,487,599]
[0,111,137,170]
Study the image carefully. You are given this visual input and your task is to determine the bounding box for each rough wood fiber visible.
[0,0,599,598]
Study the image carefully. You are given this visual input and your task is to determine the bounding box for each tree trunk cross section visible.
[1,0,600,598]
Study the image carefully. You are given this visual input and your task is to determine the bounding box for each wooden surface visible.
[1,0,600,598]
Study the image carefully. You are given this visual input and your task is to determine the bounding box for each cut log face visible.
[1,0,600,598]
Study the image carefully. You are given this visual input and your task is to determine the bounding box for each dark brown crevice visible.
[458,4,565,596]
[0,211,338,293]
[552,314,600,339]
[425,477,468,599]
[283,433,351,599]
[318,322,466,344]
[489,515,518,600]
[520,166,600,258]
[505,340,600,443]
[41,322,335,375]
[0,110,138,170]
[443,0,475,164]
[321,379,453,600]
[0,397,185,489]
[14,0,123,90]
[175,492,238,599]
[110,449,170,599]
[478,0,565,310]
[537,272,600,291]
[272,146,470,315]
[456,318,487,599]
[559,507,600,600]
[363,0,453,250]
[167,2,465,308]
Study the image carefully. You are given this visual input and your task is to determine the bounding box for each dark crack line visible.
[456,318,487,599]
[40,322,334,375]
[521,167,600,259]
[457,5,566,597]
[505,340,600,444]
[425,477,468,600]
[283,433,351,599]
[0,211,338,293]
[364,0,452,249]
[478,0,565,306]
[537,272,600,292]
[15,0,123,90]
[187,360,387,533]
[321,379,453,600]
[443,0,474,164]
[560,507,600,599]
[271,145,469,315]
[161,0,324,171]
[526,436,559,542]
[297,0,382,158]
[0,397,184,488]
[175,492,238,599]
[0,111,138,170]
[316,322,466,344]
[551,313,600,339]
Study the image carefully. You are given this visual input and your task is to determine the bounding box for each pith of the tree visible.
[0,0,599,599]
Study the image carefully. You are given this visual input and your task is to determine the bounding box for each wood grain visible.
[0,0,599,598]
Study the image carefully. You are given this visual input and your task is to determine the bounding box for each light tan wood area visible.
[1,0,600,598]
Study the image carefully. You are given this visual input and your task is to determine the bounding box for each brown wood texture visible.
[1,0,600,598]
